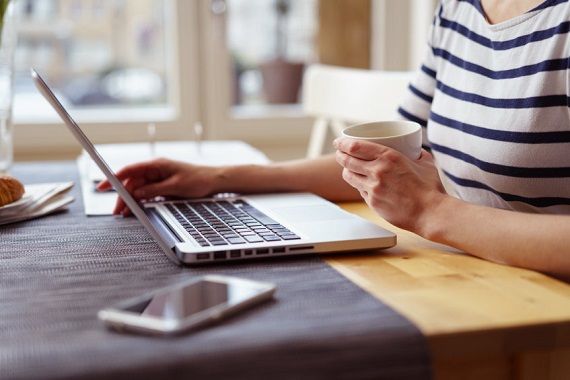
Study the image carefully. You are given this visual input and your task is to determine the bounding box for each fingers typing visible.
[134,177,177,199]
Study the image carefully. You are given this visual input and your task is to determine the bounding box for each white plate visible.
[0,193,34,214]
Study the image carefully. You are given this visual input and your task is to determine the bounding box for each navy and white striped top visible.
[398,0,570,214]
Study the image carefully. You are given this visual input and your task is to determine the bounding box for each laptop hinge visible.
[145,207,181,247]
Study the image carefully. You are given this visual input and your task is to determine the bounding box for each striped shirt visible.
[398,0,570,214]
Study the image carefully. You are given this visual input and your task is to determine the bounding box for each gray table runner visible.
[1,162,431,380]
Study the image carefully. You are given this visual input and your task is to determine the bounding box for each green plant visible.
[0,0,10,37]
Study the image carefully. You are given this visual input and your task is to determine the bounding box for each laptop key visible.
[244,235,264,243]
[241,207,279,225]
[260,233,280,239]
[227,237,246,244]
[280,234,301,240]
[262,236,281,242]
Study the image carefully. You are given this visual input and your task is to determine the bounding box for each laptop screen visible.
[31,69,181,266]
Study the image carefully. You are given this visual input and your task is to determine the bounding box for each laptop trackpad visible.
[273,205,352,223]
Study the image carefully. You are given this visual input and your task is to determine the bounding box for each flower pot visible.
[259,59,304,104]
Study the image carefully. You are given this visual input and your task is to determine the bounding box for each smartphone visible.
[98,275,276,336]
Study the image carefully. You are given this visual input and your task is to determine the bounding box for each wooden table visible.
[328,202,570,380]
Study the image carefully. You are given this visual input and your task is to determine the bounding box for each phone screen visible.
[121,280,262,321]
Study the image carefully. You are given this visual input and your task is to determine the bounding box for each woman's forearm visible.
[215,155,362,202]
[423,195,570,277]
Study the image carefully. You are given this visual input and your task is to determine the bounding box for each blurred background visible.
[12,0,437,161]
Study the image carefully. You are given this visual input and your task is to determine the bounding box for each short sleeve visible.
[397,2,442,149]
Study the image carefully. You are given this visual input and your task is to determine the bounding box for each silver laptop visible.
[32,69,396,266]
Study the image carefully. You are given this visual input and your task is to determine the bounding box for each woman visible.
[99,0,570,276]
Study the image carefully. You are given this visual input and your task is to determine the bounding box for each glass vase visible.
[0,1,15,174]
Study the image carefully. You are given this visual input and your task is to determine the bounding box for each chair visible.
[302,64,414,158]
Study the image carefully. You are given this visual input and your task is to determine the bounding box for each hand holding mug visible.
[334,121,446,233]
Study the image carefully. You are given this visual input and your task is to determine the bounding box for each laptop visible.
[32,69,396,266]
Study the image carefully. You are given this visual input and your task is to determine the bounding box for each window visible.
[227,0,318,108]
[14,0,179,124]
[197,0,315,153]
[14,0,198,160]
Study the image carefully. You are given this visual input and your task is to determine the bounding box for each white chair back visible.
[303,64,414,158]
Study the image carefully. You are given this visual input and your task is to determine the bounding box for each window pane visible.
[227,0,317,106]
[15,0,169,111]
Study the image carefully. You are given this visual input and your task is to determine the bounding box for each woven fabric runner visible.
[1,162,431,380]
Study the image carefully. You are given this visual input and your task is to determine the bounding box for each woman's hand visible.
[334,137,447,234]
[96,158,222,216]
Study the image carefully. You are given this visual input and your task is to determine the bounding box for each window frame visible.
[14,0,201,160]
[196,0,313,151]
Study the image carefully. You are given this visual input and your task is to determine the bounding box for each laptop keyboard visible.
[165,200,300,247]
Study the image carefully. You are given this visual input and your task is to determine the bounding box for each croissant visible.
[0,176,25,207]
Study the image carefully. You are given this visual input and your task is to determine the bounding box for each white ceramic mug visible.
[341,120,422,160]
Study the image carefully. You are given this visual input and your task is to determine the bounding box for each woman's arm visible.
[425,197,570,277]
[97,154,362,215]
[215,154,361,202]
[334,137,570,277]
